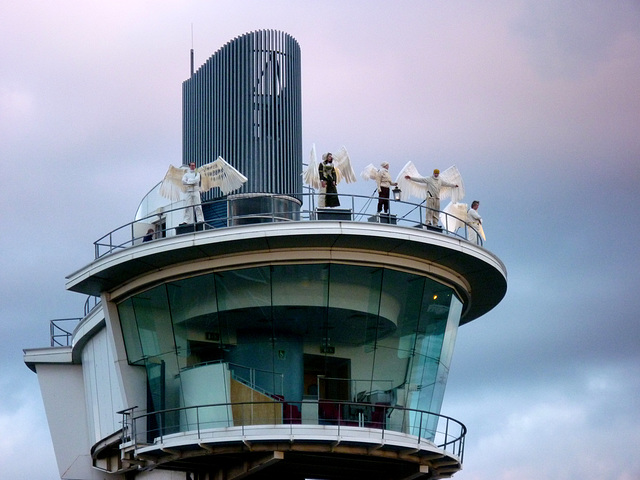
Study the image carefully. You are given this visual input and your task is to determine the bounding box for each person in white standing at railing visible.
[159,156,247,226]
[182,162,205,224]
[467,200,484,244]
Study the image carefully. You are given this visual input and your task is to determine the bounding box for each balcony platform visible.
[122,424,462,480]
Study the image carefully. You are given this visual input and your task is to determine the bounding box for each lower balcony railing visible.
[120,400,466,462]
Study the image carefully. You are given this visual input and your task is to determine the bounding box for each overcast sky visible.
[2,1,639,479]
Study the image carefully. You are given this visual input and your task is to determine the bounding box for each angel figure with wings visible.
[302,144,356,208]
[439,200,486,243]
[361,162,398,214]
[159,157,248,224]
[466,200,485,244]
[396,162,465,227]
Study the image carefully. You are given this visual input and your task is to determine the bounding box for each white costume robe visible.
[182,169,205,223]
[467,207,482,243]
[409,175,456,225]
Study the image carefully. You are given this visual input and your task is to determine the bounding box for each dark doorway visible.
[303,354,351,401]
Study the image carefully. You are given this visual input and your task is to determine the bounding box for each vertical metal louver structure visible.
[182,30,303,201]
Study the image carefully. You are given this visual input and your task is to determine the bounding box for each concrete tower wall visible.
[35,364,101,479]
[81,327,121,442]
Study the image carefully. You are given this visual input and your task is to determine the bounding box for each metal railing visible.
[83,295,101,317]
[48,296,100,347]
[49,318,82,347]
[94,192,483,259]
[120,400,466,461]
[228,363,285,398]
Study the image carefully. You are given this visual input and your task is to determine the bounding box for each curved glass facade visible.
[117,263,462,436]
[183,30,303,201]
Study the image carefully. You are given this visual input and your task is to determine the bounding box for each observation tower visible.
[24,30,507,480]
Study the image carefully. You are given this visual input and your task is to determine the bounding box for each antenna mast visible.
[190,24,194,77]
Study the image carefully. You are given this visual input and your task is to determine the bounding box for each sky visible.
[1,1,639,479]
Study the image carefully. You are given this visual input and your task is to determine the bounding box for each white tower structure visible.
[24,30,506,480]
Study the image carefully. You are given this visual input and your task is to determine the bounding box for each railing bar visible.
[90,193,483,260]
[129,400,465,462]
[445,417,449,447]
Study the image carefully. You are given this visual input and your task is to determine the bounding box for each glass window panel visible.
[271,264,329,345]
[118,298,144,365]
[428,364,450,414]
[328,264,382,316]
[416,283,453,362]
[365,269,422,405]
[167,275,219,369]
[153,352,183,409]
[131,285,176,360]
[369,342,405,392]
[168,274,218,323]
[271,264,328,308]
[404,280,463,436]
[328,264,382,349]
[440,295,463,368]
[420,322,446,362]
[406,352,440,411]
[417,282,448,333]
[145,353,184,436]
[145,360,165,438]
[215,267,271,314]
[214,266,274,392]
[395,275,426,359]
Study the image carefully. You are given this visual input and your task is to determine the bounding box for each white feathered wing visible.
[332,146,357,184]
[302,144,321,189]
[159,157,247,201]
[360,164,379,182]
[199,156,248,195]
[440,202,468,233]
[395,161,425,201]
[439,165,465,203]
[159,165,188,202]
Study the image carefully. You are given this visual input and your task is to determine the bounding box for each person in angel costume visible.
[182,162,205,223]
[319,153,340,207]
[396,163,464,227]
[303,145,357,208]
[361,162,397,213]
[439,199,486,244]
[467,200,484,244]
[159,157,248,224]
